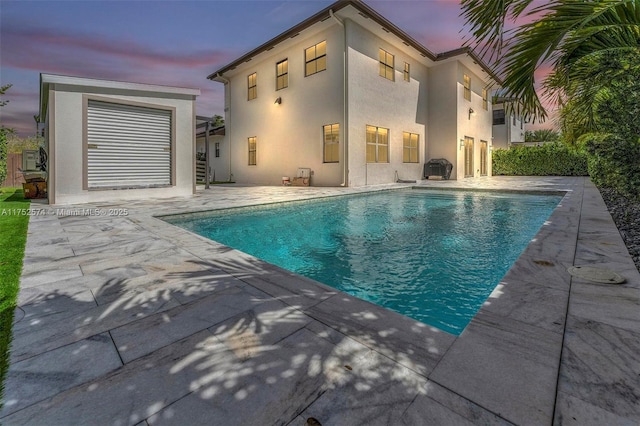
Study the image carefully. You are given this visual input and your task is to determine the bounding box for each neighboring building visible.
[492,97,526,150]
[208,0,500,186]
[195,122,226,182]
[39,74,200,204]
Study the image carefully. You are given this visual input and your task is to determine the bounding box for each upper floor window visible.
[366,125,389,163]
[493,109,505,125]
[248,73,257,100]
[379,49,394,81]
[403,132,419,163]
[463,74,471,101]
[248,137,257,165]
[403,62,410,82]
[512,114,516,125]
[276,59,288,90]
[323,124,340,163]
[305,41,326,76]
[215,142,220,158]
[482,88,488,110]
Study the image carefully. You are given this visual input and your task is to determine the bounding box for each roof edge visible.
[40,73,201,96]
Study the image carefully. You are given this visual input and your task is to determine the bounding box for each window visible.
[403,132,419,163]
[276,59,288,90]
[305,41,326,76]
[512,114,516,125]
[463,74,471,101]
[403,62,410,82]
[215,142,220,158]
[493,109,505,125]
[482,88,488,110]
[379,49,394,81]
[248,73,257,100]
[323,124,340,163]
[366,125,389,163]
[464,136,474,177]
[248,137,256,165]
[480,140,488,176]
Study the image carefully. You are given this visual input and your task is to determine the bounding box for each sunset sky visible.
[1,0,550,136]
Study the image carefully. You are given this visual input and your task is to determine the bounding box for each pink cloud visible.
[2,22,234,79]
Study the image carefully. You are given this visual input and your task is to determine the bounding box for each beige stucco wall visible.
[47,84,197,205]
[223,23,344,186]
[346,19,428,186]
[455,63,493,179]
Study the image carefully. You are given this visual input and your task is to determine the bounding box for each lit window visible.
[379,49,394,81]
[248,137,256,165]
[404,62,410,82]
[480,140,488,176]
[463,74,471,101]
[366,125,389,163]
[215,142,220,158]
[276,59,288,90]
[248,73,257,100]
[323,124,339,163]
[482,88,488,110]
[403,132,419,163]
[305,41,326,76]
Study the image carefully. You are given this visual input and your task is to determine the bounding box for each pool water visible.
[166,189,562,335]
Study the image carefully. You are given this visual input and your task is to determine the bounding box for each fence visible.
[1,153,25,188]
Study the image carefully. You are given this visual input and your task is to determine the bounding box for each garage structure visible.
[39,74,200,205]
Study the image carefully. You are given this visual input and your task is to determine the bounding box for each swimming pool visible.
[166,189,562,335]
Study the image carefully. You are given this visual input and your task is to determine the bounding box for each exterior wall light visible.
[468,107,474,119]
[460,138,465,148]
[274,97,282,105]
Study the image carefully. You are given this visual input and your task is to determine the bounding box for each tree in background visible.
[525,129,561,143]
[0,84,14,185]
[461,0,640,123]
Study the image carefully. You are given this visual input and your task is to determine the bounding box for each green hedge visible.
[581,133,640,199]
[492,143,588,176]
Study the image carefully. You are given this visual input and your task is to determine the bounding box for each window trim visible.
[305,40,327,77]
[247,72,257,101]
[463,74,471,101]
[248,136,257,166]
[402,131,419,163]
[379,48,395,81]
[276,59,288,91]
[323,123,340,163]
[366,125,390,163]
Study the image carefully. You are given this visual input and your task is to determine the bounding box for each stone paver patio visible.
[3,176,639,425]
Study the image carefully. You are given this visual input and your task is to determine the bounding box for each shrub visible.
[580,133,640,199]
[492,143,588,176]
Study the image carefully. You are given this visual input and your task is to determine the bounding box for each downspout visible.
[330,9,348,187]
[215,73,232,181]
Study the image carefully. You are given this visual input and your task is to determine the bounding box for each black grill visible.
[424,158,453,180]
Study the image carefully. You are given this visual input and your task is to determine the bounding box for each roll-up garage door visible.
[87,100,172,189]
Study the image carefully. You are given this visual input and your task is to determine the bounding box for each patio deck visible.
[3,176,639,425]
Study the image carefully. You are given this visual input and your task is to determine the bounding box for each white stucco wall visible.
[427,62,458,178]
[46,84,197,205]
[492,103,525,150]
[346,19,428,186]
[223,23,344,186]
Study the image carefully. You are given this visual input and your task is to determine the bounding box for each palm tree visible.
[461,0,640,123]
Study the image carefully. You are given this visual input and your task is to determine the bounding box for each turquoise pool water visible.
[166,189,562,335]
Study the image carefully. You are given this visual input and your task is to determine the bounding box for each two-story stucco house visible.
[207,0,501,186]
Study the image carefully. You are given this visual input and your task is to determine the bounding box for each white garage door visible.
[87,100,172,189]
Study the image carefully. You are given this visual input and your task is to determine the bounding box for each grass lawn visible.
[0,187,30,408]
